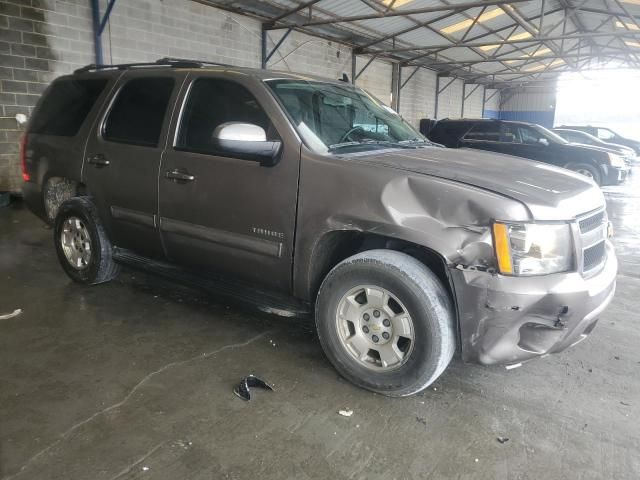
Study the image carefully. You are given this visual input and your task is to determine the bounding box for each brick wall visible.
[265,29,351,79]
[1,0,93,191]
[398,66,437,129]
[462,84,484,118]
[436,77,464,119]
[354,55,393,106]
[484,88,500,115]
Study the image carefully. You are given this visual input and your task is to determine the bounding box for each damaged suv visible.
[22,59,617,397]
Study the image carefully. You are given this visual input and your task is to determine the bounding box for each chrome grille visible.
[579,211,605,233]
[583,241,606,271]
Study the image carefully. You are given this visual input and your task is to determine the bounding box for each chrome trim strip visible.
[110,206,156,228]
[160,217,282,258]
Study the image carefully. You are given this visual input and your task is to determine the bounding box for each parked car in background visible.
[558,125,640,155]
[552,128,638,167]
[21,59,617,397]
[427,119,629,186]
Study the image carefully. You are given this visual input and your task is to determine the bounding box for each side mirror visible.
[212,122,282,167]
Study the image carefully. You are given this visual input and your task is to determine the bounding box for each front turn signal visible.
[493,222,513,274]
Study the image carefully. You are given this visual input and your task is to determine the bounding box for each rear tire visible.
[315,250,455,397]
[54,197,119,285]
[565,163,602,186]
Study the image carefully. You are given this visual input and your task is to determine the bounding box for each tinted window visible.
[177,78,274,155]
[104,77,174,147]
[597,128,615,140]
[464,122,500,141]
[517,126,543,144]
[29,78,107,136]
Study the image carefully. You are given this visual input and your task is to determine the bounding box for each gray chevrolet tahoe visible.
[21,58,617,397]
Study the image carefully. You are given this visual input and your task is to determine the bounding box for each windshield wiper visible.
[398,138,432,145]
[329,139,417,152]
[328,141,362,151]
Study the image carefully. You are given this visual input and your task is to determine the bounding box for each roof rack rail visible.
[73,57,233,74]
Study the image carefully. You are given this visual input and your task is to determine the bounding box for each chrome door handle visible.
[165,169,195,182]
[87,154,110,167]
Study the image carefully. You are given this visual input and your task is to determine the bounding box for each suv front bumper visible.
[451,240,617,365]
[603,165,629,185]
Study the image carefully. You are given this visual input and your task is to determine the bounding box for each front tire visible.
[54,197,119,285]
[565,163,602,186]
[315,250,455,397]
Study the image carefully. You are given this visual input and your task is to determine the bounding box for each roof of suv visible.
[436,118,536,127]
[72,57,351,86]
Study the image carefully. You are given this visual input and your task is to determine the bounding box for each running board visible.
[113,249,311,318]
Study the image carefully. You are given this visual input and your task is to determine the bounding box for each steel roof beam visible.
[274,0,532,28]
[363,31,640,54]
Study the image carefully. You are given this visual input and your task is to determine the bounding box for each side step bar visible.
[113,249,311,318]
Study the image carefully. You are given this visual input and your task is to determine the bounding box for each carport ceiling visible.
[203,0,640,87]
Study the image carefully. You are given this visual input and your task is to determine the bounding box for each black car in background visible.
[552,128,638,166]
[427,119,629,186]
[558,125,640,155]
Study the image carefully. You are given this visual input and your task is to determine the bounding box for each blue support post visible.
[90,0,118,65]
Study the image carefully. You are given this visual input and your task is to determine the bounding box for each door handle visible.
[165,169,195,183]
[87,154,110,167]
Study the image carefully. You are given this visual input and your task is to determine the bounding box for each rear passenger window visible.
[104,77,174,147]
[29,78,107,136]
[176,78,273,155]
[464,123,500,141]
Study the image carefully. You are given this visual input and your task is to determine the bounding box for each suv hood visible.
[345,146,605,221]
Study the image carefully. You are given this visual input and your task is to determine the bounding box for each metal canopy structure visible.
[202,0,640,88]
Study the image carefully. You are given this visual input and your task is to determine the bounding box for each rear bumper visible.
[452,240,617,365]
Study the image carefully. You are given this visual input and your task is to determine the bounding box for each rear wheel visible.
[315,250,455,397]
[54,197,119,285]
[565,163,602,186]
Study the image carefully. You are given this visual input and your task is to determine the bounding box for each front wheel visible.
[565,163,602,186]
[315,250,456,397]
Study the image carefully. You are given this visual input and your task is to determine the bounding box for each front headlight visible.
[493,222,574,275]
[608,153,626,168]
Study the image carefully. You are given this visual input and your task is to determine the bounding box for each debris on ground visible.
[233,375,274,401]
[338,409,353,417]
[620,401,631,406]
[497,436,509,444]
[0,309,22,320]
[416,417,427,426]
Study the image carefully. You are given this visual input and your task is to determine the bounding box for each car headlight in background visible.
[608,153,626,168]
[493,222,574,275]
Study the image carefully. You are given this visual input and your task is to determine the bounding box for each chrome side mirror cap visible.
[213,122,267,142]
[212,122,282,167]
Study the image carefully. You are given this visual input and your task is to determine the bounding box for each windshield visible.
[266,79,426,154]
[533,125,569,145]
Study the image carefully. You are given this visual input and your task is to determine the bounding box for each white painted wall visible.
[398,66,438,129]
[436,77,464,119]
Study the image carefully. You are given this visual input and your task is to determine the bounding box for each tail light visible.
[20,133,30,182]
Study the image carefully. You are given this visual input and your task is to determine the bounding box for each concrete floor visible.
[1,176,639,480]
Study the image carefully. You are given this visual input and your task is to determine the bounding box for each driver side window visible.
[176,78,276,156]
[517,126,542,145]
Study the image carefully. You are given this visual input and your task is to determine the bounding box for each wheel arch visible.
[303,230,458,319]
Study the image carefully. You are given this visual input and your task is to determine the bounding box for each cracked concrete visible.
[1,175,639,479]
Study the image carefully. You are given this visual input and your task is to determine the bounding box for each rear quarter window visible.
[29,78,108,136]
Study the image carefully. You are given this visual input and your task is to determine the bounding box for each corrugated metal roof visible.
[204,0,640,87]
